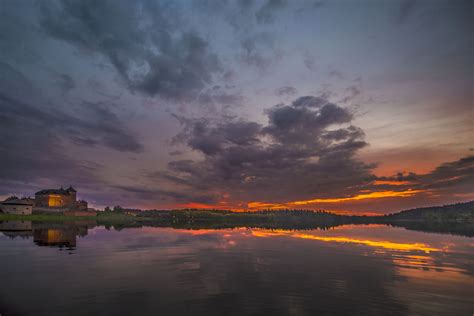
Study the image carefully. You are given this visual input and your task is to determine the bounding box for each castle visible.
[1,186,91,216]
[35,186,88,211]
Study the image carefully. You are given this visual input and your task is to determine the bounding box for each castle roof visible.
[35,187,75,196]
[2,198,33,206]
[66,186,76,192]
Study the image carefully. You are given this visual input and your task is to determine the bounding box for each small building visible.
[0,198,33,215]
[77,200,88,211]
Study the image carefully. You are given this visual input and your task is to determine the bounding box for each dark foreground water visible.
[0,222,473,316]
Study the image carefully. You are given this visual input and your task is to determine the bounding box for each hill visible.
[384,201,474,222]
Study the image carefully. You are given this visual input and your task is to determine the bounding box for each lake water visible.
[0,222,473,315]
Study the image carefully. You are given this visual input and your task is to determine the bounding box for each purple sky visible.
[0,0,472,213]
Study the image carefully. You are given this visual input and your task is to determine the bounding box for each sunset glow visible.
[1,1,472,315]
[248,189,425,210]
[0,0,472,214]
[251,230,441,253]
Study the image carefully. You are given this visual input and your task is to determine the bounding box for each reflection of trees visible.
[386,221,474,237]
[98,211,474,237]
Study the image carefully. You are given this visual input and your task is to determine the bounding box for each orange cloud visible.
[178,202,220,209]
[373,180,414,186]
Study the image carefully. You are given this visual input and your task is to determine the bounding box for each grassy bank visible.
[1,202,472,235]
[0,213,152,222]
[0,210,347,228]
[2,207,473,237]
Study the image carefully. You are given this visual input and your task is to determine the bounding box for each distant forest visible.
[100,201,474,236]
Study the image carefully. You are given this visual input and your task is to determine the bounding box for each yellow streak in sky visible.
[291,190,424,205]
[248,189,424,209]
[373,180,413,186]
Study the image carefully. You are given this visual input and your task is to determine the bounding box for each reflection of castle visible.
[0,221,93,250]
[35,186,87,211]
[0,221,33,238]
[34,228,78,248]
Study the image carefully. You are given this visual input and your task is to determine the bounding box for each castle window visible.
[48,195,63,207]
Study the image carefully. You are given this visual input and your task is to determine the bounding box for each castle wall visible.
[1,204,33,215]
[35,195,49,207]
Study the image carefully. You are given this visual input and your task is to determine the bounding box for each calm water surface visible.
[0,222,473,316]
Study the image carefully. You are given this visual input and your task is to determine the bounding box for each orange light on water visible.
[251,230,441,253]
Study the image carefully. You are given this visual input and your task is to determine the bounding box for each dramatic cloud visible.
[162,92,474,210]
[0,0,471,212]
[40,0,222,100]
[374,155,474,195]
[164,96,373,205]
[0,95,143,154]
[416,156,474,195]
[0,92,144,196]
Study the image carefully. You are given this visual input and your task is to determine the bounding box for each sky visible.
[0,0,472,214]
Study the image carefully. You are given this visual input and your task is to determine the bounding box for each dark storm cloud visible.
[0,93,144,191]
[164,96,373,204]
[39,0,222,100]
[291,95,330,108]
[163,94,471,208]
[0,102,101,194]
[0,93,147,202]
[0,57,143,199]
[112,182,219,205]
[172,118,262,156]
[0,94,143,154]
[263,99,354,145]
